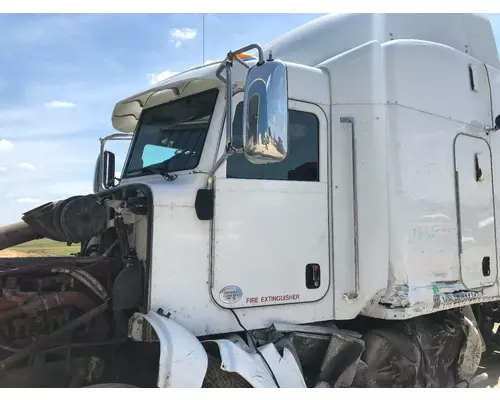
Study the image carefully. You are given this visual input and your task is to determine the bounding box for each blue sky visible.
[0,13,322,226]
[0,13,499,226]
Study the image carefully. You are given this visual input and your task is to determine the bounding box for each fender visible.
[202,336,307,388]
[129,313,306,388]
[129,311,208,388]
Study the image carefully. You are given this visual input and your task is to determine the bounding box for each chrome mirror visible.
[93,150,116,193]
[94,133,133,193]
[242,60,288,164]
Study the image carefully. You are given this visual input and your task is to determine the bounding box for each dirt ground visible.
[0,249,29,257]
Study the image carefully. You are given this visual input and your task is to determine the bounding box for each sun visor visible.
[111,61,250,133]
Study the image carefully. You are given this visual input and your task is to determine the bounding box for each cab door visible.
[211,98,330,309]
[454,133,498,289]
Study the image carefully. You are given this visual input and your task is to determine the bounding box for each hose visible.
[49,268,108,300]
[73,270,108,300]
[0,291,96,322]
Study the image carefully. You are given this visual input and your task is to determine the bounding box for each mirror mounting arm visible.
[225,59,233,150]
[98,133,133,191]
[210,44,266,187]
[216,44,265,84]
[208,43,279,190]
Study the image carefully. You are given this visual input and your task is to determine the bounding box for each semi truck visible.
[1,12,500,388]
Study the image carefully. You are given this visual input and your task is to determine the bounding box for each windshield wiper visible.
[126,165,177,181]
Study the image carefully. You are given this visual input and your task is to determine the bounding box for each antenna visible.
[202,13,205,65]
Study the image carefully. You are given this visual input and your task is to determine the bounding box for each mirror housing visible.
[103,150,116,188]
[93,150,116,193]
[242,60,288,165]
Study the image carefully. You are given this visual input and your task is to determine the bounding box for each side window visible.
[227,102,320,181]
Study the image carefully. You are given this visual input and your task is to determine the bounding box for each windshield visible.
[123,88,219,178]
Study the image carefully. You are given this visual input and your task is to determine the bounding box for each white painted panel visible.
[148,200,334,336]
[212,100,330,309]
[455,134,497,288]
[212,179,329,308]
[488,65,500,125]
[265,14,490,67]
[330,104,389,320]
[386,106,462,287]
[383,40,492,127]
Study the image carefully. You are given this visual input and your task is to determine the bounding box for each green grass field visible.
[11,238,79,257]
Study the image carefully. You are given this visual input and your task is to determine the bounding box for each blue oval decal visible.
[219,285,242,304]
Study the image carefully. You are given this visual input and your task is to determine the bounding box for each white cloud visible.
[0,167,7,172]
[45,101,76,109]
[170,28,197,41]
[17,197,41,204]
[169,28,197,48]
[0,139,13,151]
[147,70,179,85]
[19,162,35,170]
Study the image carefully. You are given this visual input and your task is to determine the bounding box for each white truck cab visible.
[91,13,500,388]
[104,12,500,324]
[1,13,499,389]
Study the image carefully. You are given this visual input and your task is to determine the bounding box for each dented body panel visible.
[203,338,307,388]
[133,311,208,388]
